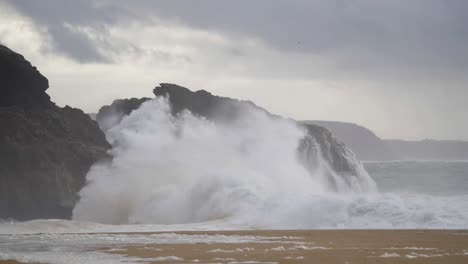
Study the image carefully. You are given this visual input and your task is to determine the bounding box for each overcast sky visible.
[1,0,467,140]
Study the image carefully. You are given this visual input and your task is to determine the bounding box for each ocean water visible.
[1,160,467,264]
[365,160,468,196]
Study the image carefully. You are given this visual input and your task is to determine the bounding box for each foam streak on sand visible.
[0,232,293,264]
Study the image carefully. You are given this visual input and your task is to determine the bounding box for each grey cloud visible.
[47,24,110,63]
[8,0,468,80]
[8,0,121,63]
[103,2,468,59]
[137,0,468,82]
[10,0,121,26]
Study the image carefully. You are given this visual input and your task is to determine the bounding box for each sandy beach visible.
[2,230,468,263]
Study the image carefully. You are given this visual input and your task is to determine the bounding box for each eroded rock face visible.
[299,124,375,192]
[0,45,110,220]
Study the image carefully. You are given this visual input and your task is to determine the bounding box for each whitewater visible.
[2,98,468,233]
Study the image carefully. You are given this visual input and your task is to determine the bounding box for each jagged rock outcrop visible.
[0,45,50,107]
[96,97,150,131]
[0,45,110,220]
[153,83,263,122]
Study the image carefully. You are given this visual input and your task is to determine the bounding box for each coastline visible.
[1,230,467,263]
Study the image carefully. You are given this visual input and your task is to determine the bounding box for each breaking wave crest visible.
[70,98,468,229]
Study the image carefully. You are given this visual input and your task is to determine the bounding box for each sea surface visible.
[365,160,468,196]
[1,160,467,234]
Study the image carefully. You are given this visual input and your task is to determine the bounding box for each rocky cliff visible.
[0,45,110,220]
[306,121,397,161]
[98,83,375,192]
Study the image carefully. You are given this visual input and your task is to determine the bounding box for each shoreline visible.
[1,230,467,263]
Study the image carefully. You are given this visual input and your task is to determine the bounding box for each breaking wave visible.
[70,98,468,229]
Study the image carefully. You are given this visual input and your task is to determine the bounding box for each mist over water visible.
[69,98,468,229]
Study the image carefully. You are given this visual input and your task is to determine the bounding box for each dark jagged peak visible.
[96,83,271,131]
[0,45,51,107]
[0,45,109,220]
[96,97,151,131]
[154,83,268,123]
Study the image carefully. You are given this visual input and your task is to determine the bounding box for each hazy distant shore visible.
[1,230,467,263]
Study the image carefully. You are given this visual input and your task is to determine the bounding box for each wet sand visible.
[2,230,468,263]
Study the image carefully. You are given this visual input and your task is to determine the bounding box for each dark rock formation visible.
[154,83,263,122]
[0,45,110,220]
[96,97,150,131]
[0,45,50,107]
[306,121,397,161]
[301,124,354,173]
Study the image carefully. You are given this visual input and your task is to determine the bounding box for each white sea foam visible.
[208,247,255,253]
[288,245,329,250]
[384,247,438,251]
[378,253,401,258]
[2,193,468,234]
[147,256,184,261]
[72,97,378,227]
[0,250,146,264]
[405,252,448,258]
[228,261,278,264]
[267,246,286,251]
[0,232,284,264]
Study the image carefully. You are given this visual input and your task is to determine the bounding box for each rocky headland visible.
[0,45,109,220]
